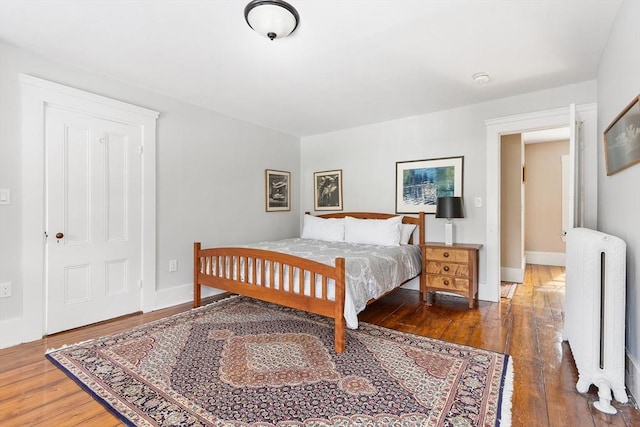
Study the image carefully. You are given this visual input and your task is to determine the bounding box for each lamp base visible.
[444,222,453,246]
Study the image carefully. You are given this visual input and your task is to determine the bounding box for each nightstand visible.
[420,242,482,308]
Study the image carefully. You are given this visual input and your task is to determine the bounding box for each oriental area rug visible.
[46,296,513,426]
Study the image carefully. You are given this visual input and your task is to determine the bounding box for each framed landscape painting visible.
[314,169,343,211]
[396,156,463,214]
[265,169,290,212]
[604,94,640,176]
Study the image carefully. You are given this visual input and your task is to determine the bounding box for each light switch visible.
[0,189,10,205]
[474,197,482,208]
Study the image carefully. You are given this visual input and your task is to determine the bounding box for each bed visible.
[193,212,425,353]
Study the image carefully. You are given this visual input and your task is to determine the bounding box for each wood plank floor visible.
[1,264,638,426]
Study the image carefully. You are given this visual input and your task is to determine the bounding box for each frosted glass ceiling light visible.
[245,0,300,40]
[472,72,491,84]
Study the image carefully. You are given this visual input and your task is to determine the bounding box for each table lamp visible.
[435,197,464,246]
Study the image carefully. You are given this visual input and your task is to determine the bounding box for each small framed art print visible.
[265,169,290,212]
[314,169,343,211]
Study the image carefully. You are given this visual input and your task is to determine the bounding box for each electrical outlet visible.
[0,282,11,298]
[169,260,178,272]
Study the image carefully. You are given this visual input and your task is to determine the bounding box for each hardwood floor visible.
[1,264,638,426]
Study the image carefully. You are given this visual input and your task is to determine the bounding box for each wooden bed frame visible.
[193,212,425,353]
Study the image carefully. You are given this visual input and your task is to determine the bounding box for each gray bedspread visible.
[243,238,422,328]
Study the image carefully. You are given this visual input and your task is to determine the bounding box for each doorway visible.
[18,75,158,344]
[485,104,597,302]
[500,129,570,284]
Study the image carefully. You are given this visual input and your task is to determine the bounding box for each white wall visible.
[597,0,640,403]
[0,42,300,333]
[301,81,597,300]
[524,140,569,254]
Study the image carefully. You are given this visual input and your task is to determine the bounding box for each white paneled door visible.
[46,106,142,334]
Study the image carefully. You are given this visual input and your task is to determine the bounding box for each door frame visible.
[19,74,158,343]
[485,104,596,301]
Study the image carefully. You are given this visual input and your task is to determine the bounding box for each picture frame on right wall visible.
[604,94,640,176]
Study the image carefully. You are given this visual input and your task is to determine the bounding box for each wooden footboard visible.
[193,211,425,354]
[194,243,347,353]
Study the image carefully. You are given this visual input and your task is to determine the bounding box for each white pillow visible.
[344,216,402,246]
[400,223,417,244]
[301,215,345,242]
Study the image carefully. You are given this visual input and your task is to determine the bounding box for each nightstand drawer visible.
[426,275,469,292]
[425,247,469,263]
[425,261,469,278]
[420,242,482,309]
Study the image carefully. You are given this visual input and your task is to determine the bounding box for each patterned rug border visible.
[498,356,514,426]
[45,354,136,426]
[45,295,242,357]
[46,296,514,426]
[44,297,243,427]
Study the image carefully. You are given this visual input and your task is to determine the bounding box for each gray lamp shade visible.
[435,197,464,219]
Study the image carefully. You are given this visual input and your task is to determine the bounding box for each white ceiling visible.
[0,0,622,137]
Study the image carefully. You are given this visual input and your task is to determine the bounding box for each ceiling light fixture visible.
[472,72,491,84]
[244,0,300,41]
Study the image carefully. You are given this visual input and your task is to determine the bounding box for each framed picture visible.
[314,169,343,211]
[604,94,640,176]
[265,169,290,212]
[396,156,463,214]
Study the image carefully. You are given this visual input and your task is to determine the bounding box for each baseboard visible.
[0,284,225,350]
[400,276,420,291]
[0,317,27,349]
[501,267,524,283]
[626,351,640,407]
[525,251,566,266]
[1,285,198,349]
[397,277,501,304]
[477,282,498,302]
[154,283,225,311]
[417,280,496,303]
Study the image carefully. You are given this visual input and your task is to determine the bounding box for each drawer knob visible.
[443,265,450,272]
[443,252,450,258]
[443,279,450,286]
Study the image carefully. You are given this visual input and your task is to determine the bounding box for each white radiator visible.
[565,228,627,414]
